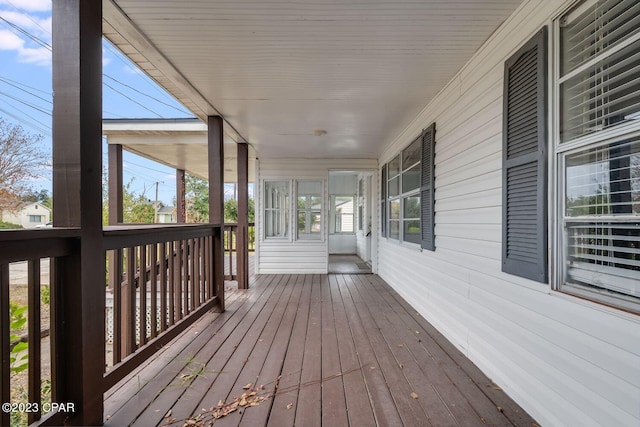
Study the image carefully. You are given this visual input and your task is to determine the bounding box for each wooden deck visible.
[104,273,537,427]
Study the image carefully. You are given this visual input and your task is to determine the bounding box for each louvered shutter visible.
[502,27,548,283]
[421,123,436,251]
[380,165,386,237]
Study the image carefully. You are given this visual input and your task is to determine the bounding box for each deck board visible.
[104,272,538,427]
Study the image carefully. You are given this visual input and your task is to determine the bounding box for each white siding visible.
[257,158,377,274]
[377,1,640,426]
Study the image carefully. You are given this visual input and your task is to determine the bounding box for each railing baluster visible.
[159,242,167,332]
[28,259,42,424]
[204,236,215,299]
[168,241,175,326]
[190,239,197,310]
[150,243,158,339]
[113,249,122,365]
[125,247,136,355]
[174,241,182,322]
[183,240,190,315]
[198,238,203,306]
[139,244,148,346]
[1,263,10,427]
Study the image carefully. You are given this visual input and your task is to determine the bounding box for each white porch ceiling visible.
[103,0,523,162]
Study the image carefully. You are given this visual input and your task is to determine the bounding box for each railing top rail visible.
[103,223,222,250]
[0,228,80,263]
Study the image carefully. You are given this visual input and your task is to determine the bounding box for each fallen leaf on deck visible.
[286,403,293,410]
[397,344,404,348]
[497,406,503,413]
[243,383,252,389]
[410,392,419,399]
[480,417,486,424]
[415,331,420,334]
[164,409,172,418]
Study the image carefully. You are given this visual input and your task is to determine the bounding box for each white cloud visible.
[19,45,50,66]
[0,0,51,12]
[0,28,23,49]
[0,29,51,66]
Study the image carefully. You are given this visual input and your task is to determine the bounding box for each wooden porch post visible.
[176,168,186,223]
[52,0,104,424]
[237,143,249,289]
[208,116,225,311]
[108,143,123,224]
[107,143,129,359]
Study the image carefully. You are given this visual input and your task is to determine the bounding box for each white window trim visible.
[295,179,324,242]
[262,179,292,242]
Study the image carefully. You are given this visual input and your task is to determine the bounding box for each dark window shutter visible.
[421,123,436,251]
[502,27,548,283]
[380,165,386,237]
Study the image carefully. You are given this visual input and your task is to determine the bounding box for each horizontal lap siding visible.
[377,1,640,426]
[258,158,377,274]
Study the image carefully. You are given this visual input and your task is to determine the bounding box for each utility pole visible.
[153,181,162,223]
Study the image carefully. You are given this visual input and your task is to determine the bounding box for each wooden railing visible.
[0,224,223,426]
[102,224,222,390]
[223,222,254,281]
[0,228,80,426]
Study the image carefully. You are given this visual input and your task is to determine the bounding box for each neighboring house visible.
[156,205,175,223]
[1,202,51,228]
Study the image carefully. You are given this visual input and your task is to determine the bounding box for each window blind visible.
[560,0,640,142]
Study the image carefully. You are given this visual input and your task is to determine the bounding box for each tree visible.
[102,174,156,224]
[185,174,209,223]
[0,118,48,214]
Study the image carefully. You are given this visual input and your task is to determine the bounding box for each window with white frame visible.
[263,180,290,239]
[556,0,640,309]
[385,136,422,244]
[331,195,355,233]
[297,180,322,240]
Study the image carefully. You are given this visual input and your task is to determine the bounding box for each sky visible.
[0,0,221,205]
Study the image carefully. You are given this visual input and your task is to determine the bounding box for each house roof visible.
[157,206,175,214]
[102,0,524,162]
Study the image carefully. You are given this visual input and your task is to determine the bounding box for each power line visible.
[103,82,163,118]
[0,90,51,115]
[104,74,189,115]
[4,0,51,36]
[0,76,52,104]
[0,17,51,50]
[0,75,50,96]
[0,106,50,135]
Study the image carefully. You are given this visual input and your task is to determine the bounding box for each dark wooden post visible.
[237,143,249,289]
[208,116,225,311]
[176,168,186,223]
[108,143,123,224]
[107,143,128,358]
[52,0,104,424]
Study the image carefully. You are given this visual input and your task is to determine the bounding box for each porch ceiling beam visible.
[52,0,105,424]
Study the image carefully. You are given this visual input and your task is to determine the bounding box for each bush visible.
[0,221,23,229]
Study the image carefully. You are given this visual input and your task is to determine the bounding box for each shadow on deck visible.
[104,271,536,426]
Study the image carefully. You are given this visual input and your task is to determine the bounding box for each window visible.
[382,124,435,248]
[555,0,640,310]
[263,181,289,239]
[29,215,43,223]
[332,195,355,233]
[297,180,322,240]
